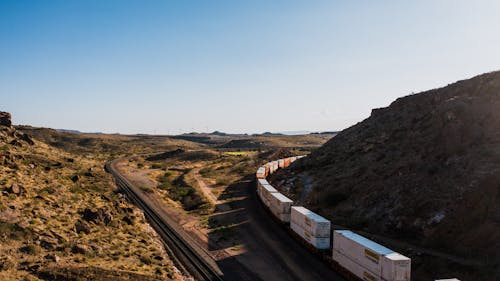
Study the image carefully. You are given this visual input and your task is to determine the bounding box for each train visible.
[256,155,413,281]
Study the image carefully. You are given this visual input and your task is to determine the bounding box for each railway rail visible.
[105,159,224,281]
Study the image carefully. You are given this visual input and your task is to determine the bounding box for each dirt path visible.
[191,167,219,205]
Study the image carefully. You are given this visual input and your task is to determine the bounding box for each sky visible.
[1,0,500,134]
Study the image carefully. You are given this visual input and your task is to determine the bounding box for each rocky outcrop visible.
[0,112,12,127]
[80,207,113,225]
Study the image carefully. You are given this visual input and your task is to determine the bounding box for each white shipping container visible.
[264,162,273,172]
[259,184,278,207]
[332,250,381,281]
[290,156,297,163]
[291,222,330,249]
[278,159,285,168]
[271,161,279,173]
[381,253,411,281]
[333,230,393,277]
[291,206,331,238]
[257,178,269,190]
[269,207,290,222]
[268,192,293,213]
[256,167,266,179]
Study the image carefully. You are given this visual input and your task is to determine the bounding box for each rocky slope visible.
[270,71,500,280]
[0,112,182,280]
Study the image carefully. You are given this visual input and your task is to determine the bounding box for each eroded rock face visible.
[0,112,12,127]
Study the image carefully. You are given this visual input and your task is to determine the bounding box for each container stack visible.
[256,167,266,179]
[271,161,279,173]
[290,206,331,249]
[257,178,269,190]
[278,159,285,168]
[269,192,293,222]
[258,184,278,208]
[332,230,411,281]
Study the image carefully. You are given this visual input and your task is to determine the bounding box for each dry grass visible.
[0,128,182,280]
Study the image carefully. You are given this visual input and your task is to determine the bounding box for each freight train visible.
[257,156,413,281]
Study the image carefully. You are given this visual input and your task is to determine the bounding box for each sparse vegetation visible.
[0,117,180,280]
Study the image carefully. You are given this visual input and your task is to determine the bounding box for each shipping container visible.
[256,167,266,179]
[270,207,291,222]
[291,222,330,249]
[381,253,411,281]
[291,206,331,238]
[270,161,279,173]
[257,178,269,190]
[259,184,278,207]
[435,279,461,281]
[333,250,381,281]
[278,159,285,168]
[264,165,270,177]
[284,158,291,167]
[333,230,411,281]
[268,192,293,214]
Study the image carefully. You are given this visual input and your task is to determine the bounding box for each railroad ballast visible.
[256,155,412,281]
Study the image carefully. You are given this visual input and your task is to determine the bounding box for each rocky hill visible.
[270,71,500,280]
[0,112,182,280]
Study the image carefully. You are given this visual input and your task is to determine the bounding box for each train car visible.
[268,192,293,223]
[256,167,266,179]
[271,161,279,173]
[333,230,411,281]
[259,184,278,208]
[291,206,331,238]
[290,222,330,249]
[278,159,285,168]
[257,178,269,190]
[435,279,461,281]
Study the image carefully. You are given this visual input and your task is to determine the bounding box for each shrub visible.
[19,244,41,255]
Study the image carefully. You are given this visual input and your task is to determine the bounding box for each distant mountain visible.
[278,130,310,135]
[258,132,284,136]
[271,71,500,280]
[56,129,82,134]
[309,131,339,135]
[56,129,103,134]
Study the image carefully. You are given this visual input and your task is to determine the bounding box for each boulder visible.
[0,112,12,127]
[45,254,60,263]
[8,183,24,195]
[81,207,113,225]
[39,236,58,250]
[74,219,92,234]
[71,244,89,255]
[19,133,34,145]
[71,175,79,183]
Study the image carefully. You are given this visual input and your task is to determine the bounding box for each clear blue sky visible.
[1,1,499,134]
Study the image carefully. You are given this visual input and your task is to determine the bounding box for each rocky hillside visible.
[270,71,500,280]
[0,112,182,280]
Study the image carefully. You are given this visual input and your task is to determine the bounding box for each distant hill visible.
[270,71,500,280]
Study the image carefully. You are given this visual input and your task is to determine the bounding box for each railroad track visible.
[105,159,224,281]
